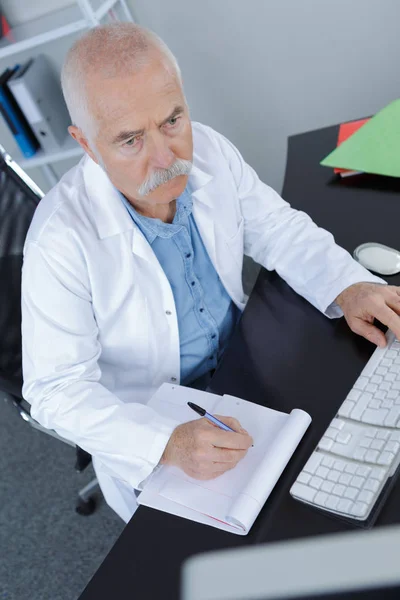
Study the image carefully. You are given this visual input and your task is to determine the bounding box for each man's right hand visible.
[160,416,254,480]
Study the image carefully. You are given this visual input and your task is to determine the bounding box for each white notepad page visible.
[138,383,311,535]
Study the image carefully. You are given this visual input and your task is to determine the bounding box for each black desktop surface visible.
[78,125,400,600]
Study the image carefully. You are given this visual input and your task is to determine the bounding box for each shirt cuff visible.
[322,274,387,319]
[135,416,179,489]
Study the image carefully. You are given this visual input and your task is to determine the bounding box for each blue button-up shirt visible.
[120,186,240,387]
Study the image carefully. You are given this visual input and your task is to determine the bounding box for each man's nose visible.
[148,133,175,170]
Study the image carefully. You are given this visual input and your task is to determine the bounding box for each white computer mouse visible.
[353,242,400,276]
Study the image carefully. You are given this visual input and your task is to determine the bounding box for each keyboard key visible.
[325,427,338,440]
[291,482,316,503]
[351,393,372,420]
[351,476,364,488]
[309,476,323,489]
[361,408,388,426]
[358,490,374,504]
[333,484,346,496]
[390,431,400,442]
[338,400,354,418]
[354,376,368,391]
[343,487,358,500]
[318,437,334,452]
[303,453,323,474]
[375,391,387,400]
[330,419,345,430]
[377,452,395,466]
[337,499,354,513]
[370,439,385,451]
[321,456,335,468]
[391,381,400,390]
[366,383,378,393]
[353,448,366,461]
[347,389,362,402]
[386,351,397,359]
[327,470,341,483]
[321,480,334,493]
[352,502,369,518]
[385,441,400,453]
[297,472,311,485]
[382,399,394,408]
[380,382,391,391]
[333,460,346,471]
[369,399,381,409]
[364,478,380,493]
[387,390,398,400]
[336,432,351,444]
[376,365,389,373]
[359,438,372,448]
[344,463,358,474]
[365,427,378,438]
[314,492,329,506]
[384,408,400,427]
[371,375,383,385]
[325,496,339,510]
[315,466,329,479]
[339,473,352,485]
[356,465,371,477]
[365,449,379,463]
[385,373,396,382]
[371,467,387,482]
[376,430,390,440]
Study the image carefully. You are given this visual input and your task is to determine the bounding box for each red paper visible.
[334,118,370,174]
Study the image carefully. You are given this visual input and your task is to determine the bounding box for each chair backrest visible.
[0,146,43,397]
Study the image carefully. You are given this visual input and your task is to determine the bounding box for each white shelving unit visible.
[0,0,133,186]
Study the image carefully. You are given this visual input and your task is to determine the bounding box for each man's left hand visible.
[335,282,400,348]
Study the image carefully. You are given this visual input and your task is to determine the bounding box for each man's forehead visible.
[87,63,183,117]
[88,68,184,134]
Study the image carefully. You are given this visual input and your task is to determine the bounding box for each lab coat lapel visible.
[190,165,218,270]
[83,155,159,265]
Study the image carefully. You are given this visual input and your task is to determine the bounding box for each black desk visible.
[78,125,400,600]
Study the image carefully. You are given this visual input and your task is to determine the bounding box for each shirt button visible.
[199,308,204,313]
[211,334,216,339]
[209,356,214,360]
[191,281,195,286]
[165,310,172,315]
[171,377,177,382]
[186,253,191,258]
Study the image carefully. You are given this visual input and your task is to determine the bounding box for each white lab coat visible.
[21,122,383,522]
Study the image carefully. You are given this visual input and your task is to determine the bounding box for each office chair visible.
[0,144,100,515]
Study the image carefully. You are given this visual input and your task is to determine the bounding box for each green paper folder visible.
[321,99,400,178]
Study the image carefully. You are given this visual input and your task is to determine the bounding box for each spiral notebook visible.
[138,383,311,535]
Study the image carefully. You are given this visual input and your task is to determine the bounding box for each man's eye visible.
[125,137,137,146]
[167,116,180,126]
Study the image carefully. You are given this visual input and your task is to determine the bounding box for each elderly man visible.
[21,23,400,523]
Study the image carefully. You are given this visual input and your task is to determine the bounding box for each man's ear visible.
[68,125,99,165]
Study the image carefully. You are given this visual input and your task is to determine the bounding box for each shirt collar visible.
[119,186,194,244]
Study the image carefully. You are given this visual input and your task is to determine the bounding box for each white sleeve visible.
[21,241,179,489]
[214,131,386,317]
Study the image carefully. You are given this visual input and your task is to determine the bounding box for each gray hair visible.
[61,22,182,140]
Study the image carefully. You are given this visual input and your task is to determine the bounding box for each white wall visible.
[0,0,399,194]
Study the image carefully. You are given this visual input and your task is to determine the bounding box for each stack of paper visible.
[138,383,311,535]
[321,99,400,178]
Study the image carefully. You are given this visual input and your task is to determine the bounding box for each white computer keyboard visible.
[290,329,400,522]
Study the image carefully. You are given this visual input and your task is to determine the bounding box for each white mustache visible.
[137,158,192,197]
